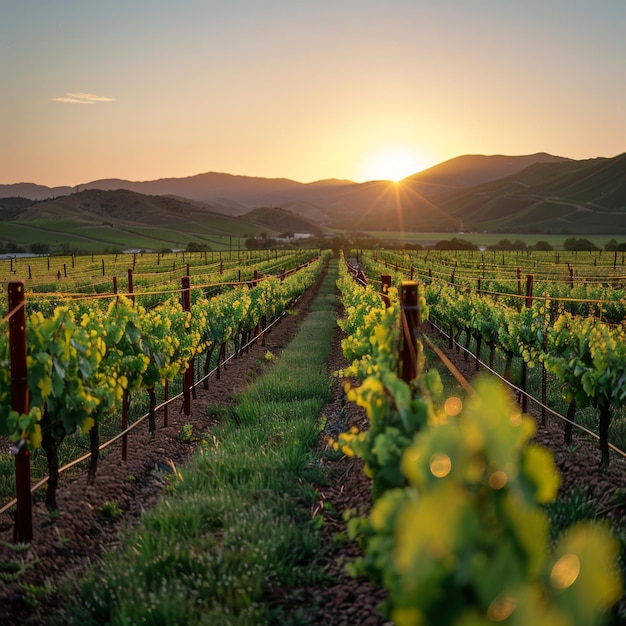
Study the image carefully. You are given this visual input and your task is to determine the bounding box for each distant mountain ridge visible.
[2,152,625,234]
[406,152,572,188]
[0,153,566,204]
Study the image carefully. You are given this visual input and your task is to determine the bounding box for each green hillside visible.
[0,190,288,253]
[438,154,626,234]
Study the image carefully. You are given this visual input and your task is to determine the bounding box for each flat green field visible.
[1,219,254,252]
[3,212,620,253]
[352,230,617,250]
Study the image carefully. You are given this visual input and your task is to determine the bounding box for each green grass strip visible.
[58,260,339,626]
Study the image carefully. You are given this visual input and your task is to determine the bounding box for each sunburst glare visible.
[359,146,431,182]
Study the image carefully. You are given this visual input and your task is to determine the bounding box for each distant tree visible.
[263,238,277,249]
[326,236,344,258]
[186,242,211,252]
[533,240,554,251]
[30,242,51,255]
[495,239,513,250]
[6,242,24,253]
[433,237,478,251]
[245,237,276,250]
[563,237,599,251]
[605,239,619,251]
[488,239,527,251]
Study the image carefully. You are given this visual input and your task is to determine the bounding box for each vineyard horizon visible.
[0,221,622,257]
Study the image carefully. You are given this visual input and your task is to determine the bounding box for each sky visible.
[2,0,626,187]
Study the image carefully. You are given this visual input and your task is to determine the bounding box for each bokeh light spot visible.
[551,553,581,589]
[487,594,518,621]
[489,470,508,490]
[444,396,463,417]
[429,453,452,478]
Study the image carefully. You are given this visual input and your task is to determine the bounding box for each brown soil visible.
[1,270,625,625]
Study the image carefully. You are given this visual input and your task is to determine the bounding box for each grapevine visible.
[334,251,623,624]
[0,253,327,513]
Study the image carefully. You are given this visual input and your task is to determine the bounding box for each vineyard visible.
[0,248,625,624]
[353,247,626,467]
[0,249,323,523]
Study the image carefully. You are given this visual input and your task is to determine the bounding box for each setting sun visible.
[359,146,431,183]
[362,146,428,182]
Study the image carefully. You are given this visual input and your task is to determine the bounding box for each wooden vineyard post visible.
[541,334,548,426]
[521,275,534,414]
[8,281,33,543]
[182,276,192,416]
[115,269,125,458]
[400,281,420,383]
[525,274,534,308]
[163,380,169,428]
[127,268,135,304]
[121,390,129,462]
[381,275,391,308]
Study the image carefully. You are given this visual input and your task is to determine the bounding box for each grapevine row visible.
[367,249,626,323]
[356,250,626,468]
[1,249,319,312]
[333,253,622,625]
[0,253,327,523]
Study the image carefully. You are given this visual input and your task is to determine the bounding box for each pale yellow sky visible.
[2,1,625,187]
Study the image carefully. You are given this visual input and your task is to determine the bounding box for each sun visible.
[359,146,430,182]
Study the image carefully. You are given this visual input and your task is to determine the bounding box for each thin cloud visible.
[67,92,116,102]
[52,92,116,104]
[52,96,95,104]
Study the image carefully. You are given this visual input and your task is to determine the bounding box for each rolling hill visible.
[437,154,626,234]
[2,152,625,243]
[0,190,321,252]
